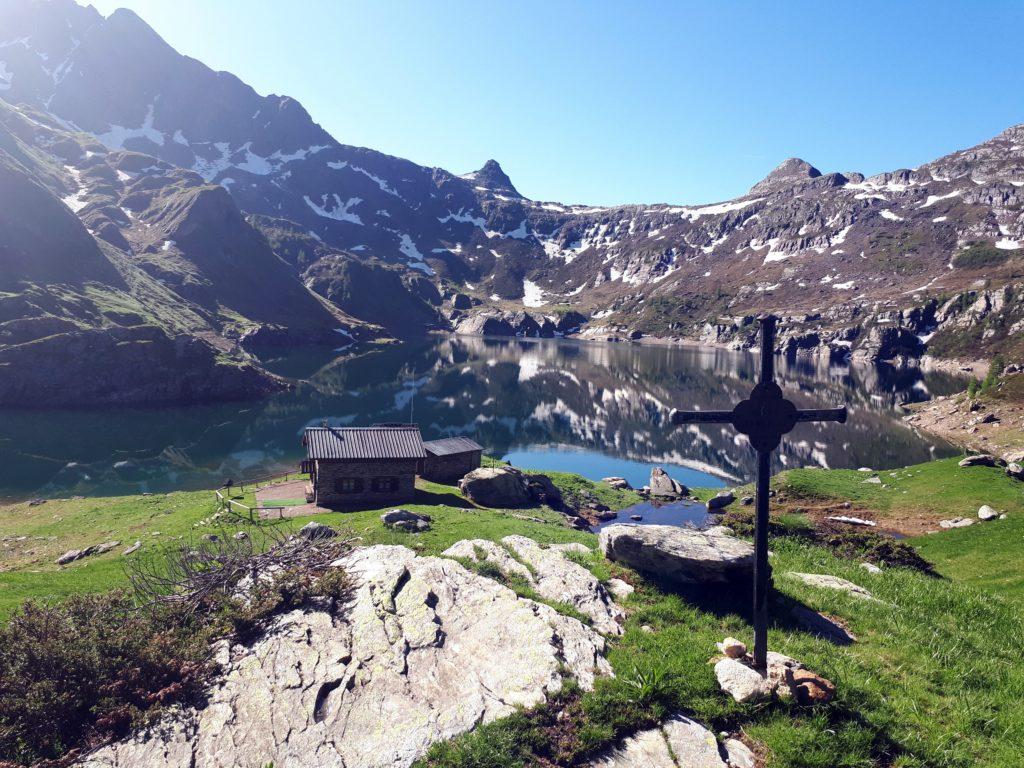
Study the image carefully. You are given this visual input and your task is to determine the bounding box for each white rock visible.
[79,545,612,768]
[939,517,974,529]
[978,505,999,521]
[716,637,747,659]
[723,738,756,768]
[714,657,776,703]
[606,578,635,599]
[827,515,876,527]
[859,562,882,574]
[784,572,876,600]
[586,715,726,768]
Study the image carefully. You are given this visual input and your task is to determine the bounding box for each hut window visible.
[336,478,363,493]
[372,477,399,492]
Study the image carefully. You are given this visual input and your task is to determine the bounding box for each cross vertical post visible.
[752,314,777,671]
[670,314,847,672]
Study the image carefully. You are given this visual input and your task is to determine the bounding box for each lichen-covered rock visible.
[599,524,754,585]
[586,715,726,767]
[501,535,624,635]
[78,545,611,768]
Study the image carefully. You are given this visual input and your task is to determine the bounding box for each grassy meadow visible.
[0,456,1022,767]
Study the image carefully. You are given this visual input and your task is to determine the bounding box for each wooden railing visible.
[214,470,308,522]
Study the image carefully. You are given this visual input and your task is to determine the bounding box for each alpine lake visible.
[0,336,962,524]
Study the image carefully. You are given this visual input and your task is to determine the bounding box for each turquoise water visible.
[502,446,728,491]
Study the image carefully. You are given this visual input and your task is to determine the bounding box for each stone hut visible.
[302,425,426,508]
[421,436,484,483]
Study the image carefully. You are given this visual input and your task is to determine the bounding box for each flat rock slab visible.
[586,715,726,767]
[599,524,753,585]
[785,572,876,601]
[79,545,611,768]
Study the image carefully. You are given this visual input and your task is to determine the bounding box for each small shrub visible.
[951,244,1009,270]
[0,593,212,765]
[967,378,979,398]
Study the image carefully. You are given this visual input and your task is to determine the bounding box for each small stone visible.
[859,562,882,574]
[827,515,876,527]
[1006,462,1024,481]
[723,738,756,768]
[606,578,634,599]
[93,540,120,554]
[233,531,249,541]
[785,572,876,600]
[122,541,141,556]
[299,521,337,539]
[740,495,754,506]
[602,476,632,490]
[707,491,736,510]
[716,636,747,658]
[56,549,86,565]
[629,514,643,521]
[978,505,999,521]
[714,657,775,703]
[862,476,883,484]
[939,517,974,529]
[27,498,46,506]
[641,624,655,634]
[959,454,998,468]
[786,668,836,705]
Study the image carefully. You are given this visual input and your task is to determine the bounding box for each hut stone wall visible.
[421,450,482,483]
[314,458,419,507]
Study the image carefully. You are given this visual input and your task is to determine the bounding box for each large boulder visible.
[649,467,687,498]
[381,509,431,532]
[459,467,562,509]
[79,545,611,768]
[599,525,754,585]
[459,466,533,507]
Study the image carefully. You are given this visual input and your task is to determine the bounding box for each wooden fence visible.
[213,470,307,522]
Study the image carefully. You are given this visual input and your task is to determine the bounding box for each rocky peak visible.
[468,159,521,197]
[749,157,822,195]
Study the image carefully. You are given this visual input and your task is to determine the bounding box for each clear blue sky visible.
[83,0,1024,206]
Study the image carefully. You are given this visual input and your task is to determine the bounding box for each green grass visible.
[911,507,1024,598]
[775,457,1024,521]
[4,458,1024,766]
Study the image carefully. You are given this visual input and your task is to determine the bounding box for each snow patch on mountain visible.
[522,280,547,307]
[97,103,165,150]
[399,234,434,275]
[304,194,363,225]
[0,61,12,90]
[439,209,486,228]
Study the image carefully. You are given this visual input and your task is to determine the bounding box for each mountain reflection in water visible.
[0,336,961,501]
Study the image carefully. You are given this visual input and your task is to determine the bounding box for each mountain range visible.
[1,0,1022,405]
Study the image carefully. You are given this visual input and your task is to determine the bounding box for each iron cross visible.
[670,314,847,670]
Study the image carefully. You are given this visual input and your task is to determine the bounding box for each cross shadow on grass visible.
[647,576,855,646]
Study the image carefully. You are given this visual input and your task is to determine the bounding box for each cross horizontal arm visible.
[670,409,735,425]
[794,407,848,424]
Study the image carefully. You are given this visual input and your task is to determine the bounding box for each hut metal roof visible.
[423,436,484,457]
[304,426,426,460]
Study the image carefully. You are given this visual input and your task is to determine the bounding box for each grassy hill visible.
[1,459,1022,767]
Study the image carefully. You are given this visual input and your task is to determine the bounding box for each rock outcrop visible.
[599,525,754,585]
[443,536,624,635]
[79,545,611,768]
